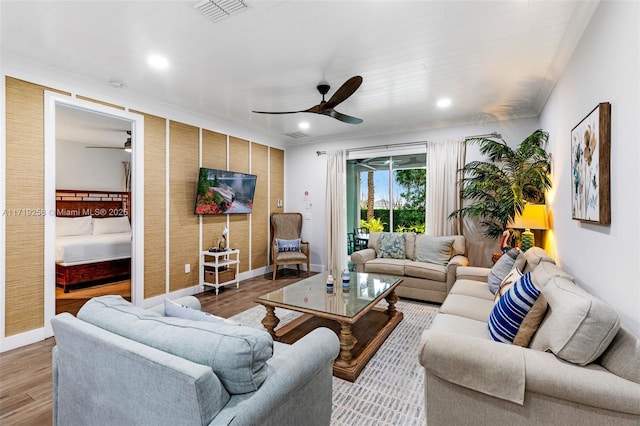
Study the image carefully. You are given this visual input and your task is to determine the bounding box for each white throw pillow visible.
[56,216,93,237]
[92,216,131,234]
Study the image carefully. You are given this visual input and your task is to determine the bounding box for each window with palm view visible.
[346,153,426,236]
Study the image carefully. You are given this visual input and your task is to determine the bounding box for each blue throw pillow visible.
[488,272,541,344]
[277,238,301,252]
[377,232,406,259]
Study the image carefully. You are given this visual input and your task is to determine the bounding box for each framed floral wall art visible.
[570,102,611,224]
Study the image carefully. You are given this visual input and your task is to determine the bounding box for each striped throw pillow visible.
[488,272,541,344]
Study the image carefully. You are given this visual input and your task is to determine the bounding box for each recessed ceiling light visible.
[437,98,452,108]
[147,54,169,69]
[299,121,310,130]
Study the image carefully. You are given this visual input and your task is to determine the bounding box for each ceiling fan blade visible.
[251,110,306,115]
[323,76,363,110]
[320,108,363,124]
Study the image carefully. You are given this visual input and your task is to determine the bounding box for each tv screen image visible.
[194,167,257,215]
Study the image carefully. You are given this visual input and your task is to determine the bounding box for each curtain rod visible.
[315,132,501,156]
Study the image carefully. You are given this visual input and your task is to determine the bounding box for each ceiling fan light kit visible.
[252,75,364,124]
[86,130,132,151]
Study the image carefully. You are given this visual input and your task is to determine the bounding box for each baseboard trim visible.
[0,327,46,353]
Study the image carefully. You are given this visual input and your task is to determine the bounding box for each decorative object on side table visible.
[571,102,611,224]
[509,203,549,252]
[218,226,228,250]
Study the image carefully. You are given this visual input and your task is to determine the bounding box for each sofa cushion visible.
[531,260,574,288]
[450,235,466,257]
[377,232,406,259]
[415,235,454,265]
[364,258,407,276]
[455,266,490,283]
[404,260,446,281]
[449,279,495,301]
[367,232,381,251]
[440,294,495,323]
[598,327,640,384]
[429,313,491,340]
[404,232,417,260]
[78,296,273,394]
[530,277,620,365]
[487,248,522,294]
[488,272,542,344]
[522,246,555,273]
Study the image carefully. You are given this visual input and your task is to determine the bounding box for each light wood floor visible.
[0,269,313,425]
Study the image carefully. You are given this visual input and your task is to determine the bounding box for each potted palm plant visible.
[449,129,552,240]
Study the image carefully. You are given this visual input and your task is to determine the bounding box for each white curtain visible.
[325,150,347,272]
[426,139,466,236]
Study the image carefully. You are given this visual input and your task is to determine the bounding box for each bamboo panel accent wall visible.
[137,112,167,298]
[269,148,285,265]
[228,137,250,273]
[168,121,199,291]
[251,143,269,270]
[2,75,283,344]
[4,78,67,336]
[201,130,228,250]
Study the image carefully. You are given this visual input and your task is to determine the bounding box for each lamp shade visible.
[510,204,548,230]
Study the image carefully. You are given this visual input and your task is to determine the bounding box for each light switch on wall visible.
[184,264,190,273]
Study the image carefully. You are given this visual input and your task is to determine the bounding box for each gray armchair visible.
[271,212,310,280]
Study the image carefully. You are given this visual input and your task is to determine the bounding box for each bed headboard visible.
[56,190,131,218]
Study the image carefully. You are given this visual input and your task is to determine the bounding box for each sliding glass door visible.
[346,153,426,235]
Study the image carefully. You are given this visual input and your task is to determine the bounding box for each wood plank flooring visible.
[0,269,313,425]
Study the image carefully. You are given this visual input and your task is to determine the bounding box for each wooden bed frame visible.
[56,190,132,292]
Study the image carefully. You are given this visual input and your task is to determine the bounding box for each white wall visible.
[285,117,541,269]
[539,1,640,334]
[56,140,130,191]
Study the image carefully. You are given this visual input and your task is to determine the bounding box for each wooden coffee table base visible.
[266,307,403,382]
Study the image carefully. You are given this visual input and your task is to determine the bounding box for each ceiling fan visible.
[86,131,132,152]
[252,76,364,124]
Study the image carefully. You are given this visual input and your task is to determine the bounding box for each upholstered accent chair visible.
[271,212,310,280]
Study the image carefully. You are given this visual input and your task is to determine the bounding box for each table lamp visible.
[510,204,548,252]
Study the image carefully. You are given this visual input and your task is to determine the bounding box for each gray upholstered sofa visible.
[51,295,340,426]
[419,247,640,425]
[350,232,469,303]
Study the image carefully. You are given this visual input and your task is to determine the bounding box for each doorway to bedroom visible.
[55,105,133,314]
[44,94,144,323]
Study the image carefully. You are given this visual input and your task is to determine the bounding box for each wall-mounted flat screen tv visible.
[194,167,257,215]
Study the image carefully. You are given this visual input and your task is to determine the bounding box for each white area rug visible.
[228,299,439,425]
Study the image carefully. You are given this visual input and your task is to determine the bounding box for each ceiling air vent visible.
[190,0,248,23]
[284,131,309,139]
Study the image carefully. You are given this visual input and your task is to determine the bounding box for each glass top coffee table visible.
[255,271,403,382]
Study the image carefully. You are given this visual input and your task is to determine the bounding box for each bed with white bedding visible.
[56,232,132,265]
[55,215,132,292]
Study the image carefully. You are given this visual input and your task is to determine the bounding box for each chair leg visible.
[307,260,311,276]
[272,265,277,280]
[296,264,301,276]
